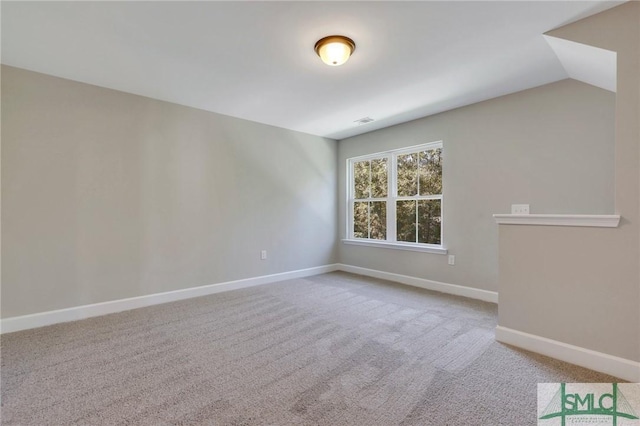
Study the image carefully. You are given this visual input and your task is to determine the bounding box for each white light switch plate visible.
[511,204,530,214]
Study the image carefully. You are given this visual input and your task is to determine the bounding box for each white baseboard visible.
[0,264,340,334]
[1,263,493,334]
[336,263,498,303]
[495,325,640,382]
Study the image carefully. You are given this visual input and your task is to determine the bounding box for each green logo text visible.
[540,383,638,426]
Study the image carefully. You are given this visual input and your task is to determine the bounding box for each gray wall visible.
[1,65,338,318]
[498,2,639,362]
[338,79,615,293]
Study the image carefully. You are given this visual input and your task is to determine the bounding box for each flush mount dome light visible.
[314,35,356,66]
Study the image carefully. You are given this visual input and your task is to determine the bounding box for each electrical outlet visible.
[511,204,530,215]
[448,255,455,265]
[260,250,267,260]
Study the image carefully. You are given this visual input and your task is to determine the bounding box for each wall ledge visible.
[493,214,620,227]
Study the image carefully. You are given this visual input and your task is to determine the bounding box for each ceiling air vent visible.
[354,117,374,125]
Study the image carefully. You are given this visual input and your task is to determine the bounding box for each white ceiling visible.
[1,1,622,140]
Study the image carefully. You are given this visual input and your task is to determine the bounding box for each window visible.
[346,142,444,253]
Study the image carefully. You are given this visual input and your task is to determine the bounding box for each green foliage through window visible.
[349,143,442,246]
[353,158,388,239]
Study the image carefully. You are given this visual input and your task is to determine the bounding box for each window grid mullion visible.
[368,161,372,238]
[367,201,371,239]
[415,154,420,244]
[389,153,397,243]
[413,200,418,243]
[396,195,442,201]
[417,151,420,198]
[354,198,387,202]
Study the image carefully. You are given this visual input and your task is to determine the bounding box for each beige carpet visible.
[1,272,619,425]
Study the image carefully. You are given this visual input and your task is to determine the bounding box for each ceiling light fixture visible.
[314,35,356,66]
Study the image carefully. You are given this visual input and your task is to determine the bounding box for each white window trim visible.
[341,238,448,254]
[345,141,446,254]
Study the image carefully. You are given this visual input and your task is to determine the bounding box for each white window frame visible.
[344,141,447,255]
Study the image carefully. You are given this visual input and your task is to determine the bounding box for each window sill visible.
[493,214,620,228]
[341,239,448,254]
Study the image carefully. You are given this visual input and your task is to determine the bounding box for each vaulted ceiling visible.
[1,1,622,140]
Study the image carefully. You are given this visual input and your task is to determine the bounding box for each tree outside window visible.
[349,142,443,247]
